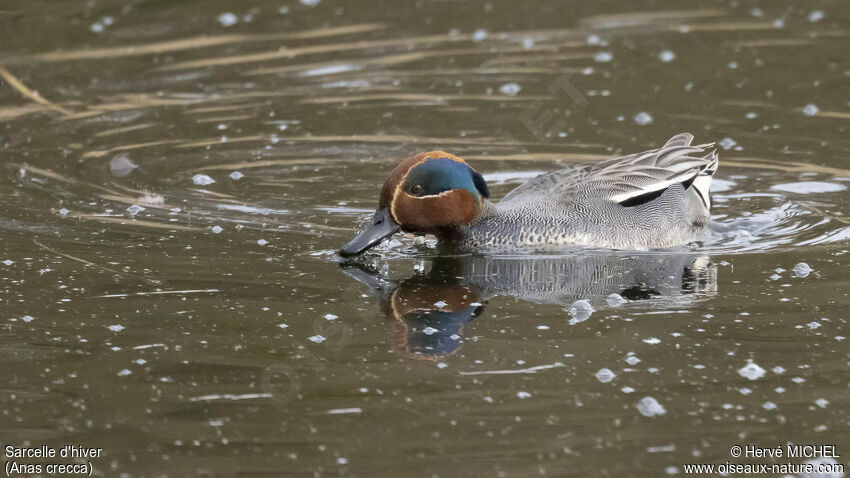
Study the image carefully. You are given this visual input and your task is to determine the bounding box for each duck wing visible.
[499,133,718,208]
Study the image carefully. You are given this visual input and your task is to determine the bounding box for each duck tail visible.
[692,148,719,210]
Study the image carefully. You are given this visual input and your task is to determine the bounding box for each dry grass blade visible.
[197,159,335,171]
[723,158,850,176]
[0,104,50,121]
[0,66,72,116]
[35,24,385,62]
[67,213,204,232]
[159,33,468,71]
[32,238,161,285]
[95,123,157,137]
[580,8,726,28]
[82,140,183,159]
[89,289,220,299]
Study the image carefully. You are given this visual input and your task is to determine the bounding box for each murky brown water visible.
[1,1,849,476]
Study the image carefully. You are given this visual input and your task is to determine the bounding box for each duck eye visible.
[411,184,424,196]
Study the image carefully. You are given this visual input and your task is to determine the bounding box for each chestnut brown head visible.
[339,151,489,257]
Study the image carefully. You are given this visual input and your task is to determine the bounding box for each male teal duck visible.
[339,133,719,256]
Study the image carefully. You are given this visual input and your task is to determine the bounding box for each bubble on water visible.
[126,204,145,216]
[762,401,777,410]
[278,6,289,14]
[217,12,238,27]
[3,260,13,266]
[499,82,521,96]
[728,61,739,69]
[91,22,105,33]
[808,10,824,22]
[751,8,763,17]
[594,52,613,63]
[117,369,132,377]
[772,366,785,374]
[745,112,758,119]
[108,325,125,332]
[109,154,138,177]
[89,17,115,33]
[568,300,594,324]
[815,398,829,408]
[718,137,737,150]
[434,300,448,308]
[802,104,819,116]
[277,323,288,329]
[225,171,244,181]
[642,337,661,345]
[773,18,785,28]
[633,112,653,125]
[625,355,641,366]
[792,377,805,384]
[211,226,223,234]
[472,29,487,42]
[606,293,626,307]
[193,174,216,186]
[771,182,845,194]
[423,327,438,336]
[636,396,666,417]
[22,315,34,323]
[300,0,321,5]
[136,192,163,208]
[308,335,326,343]
[659,50,675,62]
[793,262,813,278]
[521,37,535,49]
[621,386,635,394]
[807,321,821,329]
[59,208,69,216]
[800,457,842,478]
[324,313,338,321]
[738,361,766,380]
[595,368,616,383]
[586,34,601,45]
[516,391,532,399]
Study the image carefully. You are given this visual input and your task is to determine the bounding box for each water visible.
[1,0,848,476]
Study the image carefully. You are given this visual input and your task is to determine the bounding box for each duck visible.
[339,133,719,256]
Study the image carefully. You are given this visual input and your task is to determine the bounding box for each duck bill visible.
[339,208,400,257]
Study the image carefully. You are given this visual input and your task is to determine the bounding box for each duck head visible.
[339,151,489,257]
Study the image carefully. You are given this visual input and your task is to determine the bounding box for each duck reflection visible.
[342,252,717,360]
